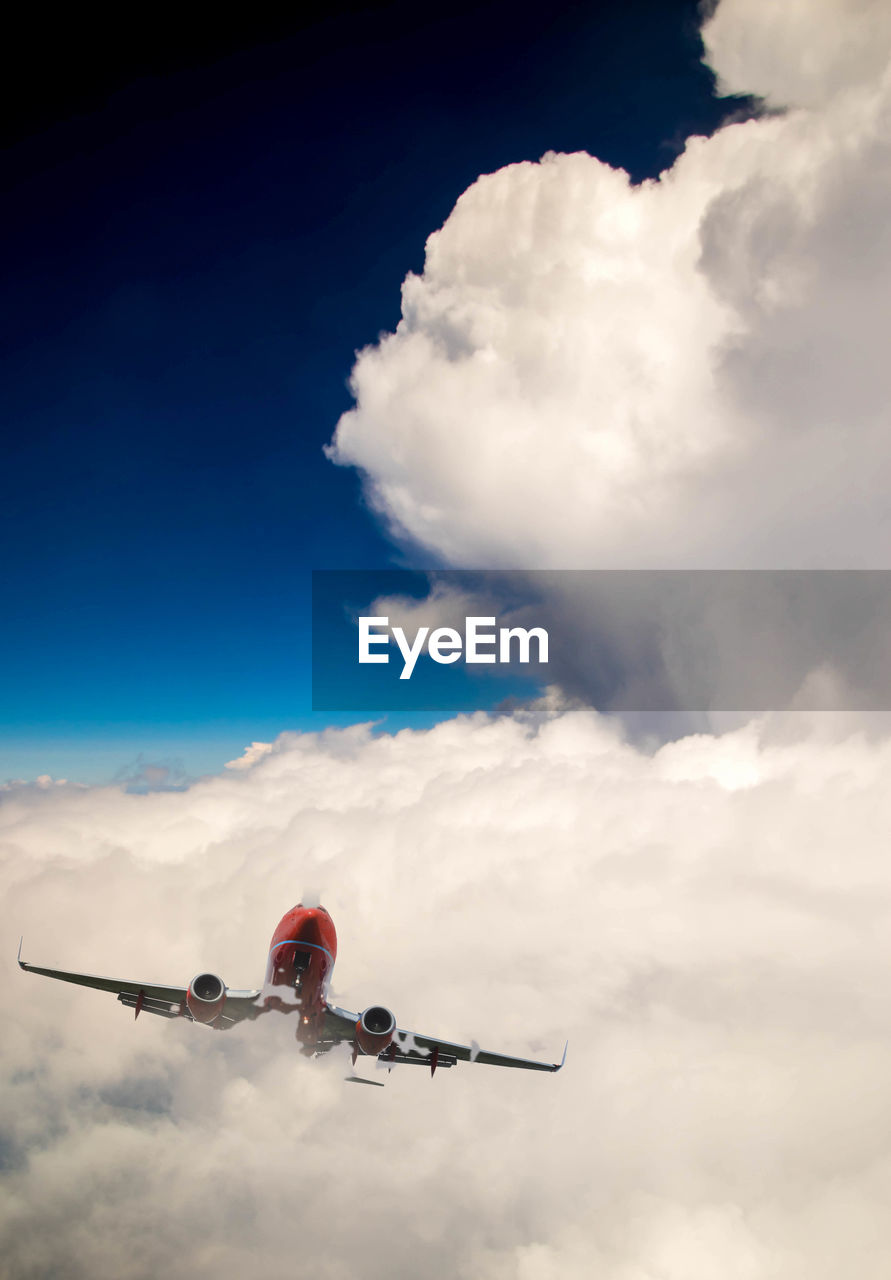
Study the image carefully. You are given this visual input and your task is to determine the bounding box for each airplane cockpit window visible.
[293,950,311,971]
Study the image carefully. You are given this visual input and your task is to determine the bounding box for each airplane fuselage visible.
[264,904,338,1051]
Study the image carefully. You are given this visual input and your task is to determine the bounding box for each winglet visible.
[556,1040,568,1072]
[17,936,24,970]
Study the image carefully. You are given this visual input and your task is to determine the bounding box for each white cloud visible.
[703,0,891,107]
[5,705,891,1277]
[224,741,274,771]
[327,2,891,570]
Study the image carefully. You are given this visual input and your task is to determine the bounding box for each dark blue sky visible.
[0,2,749,782]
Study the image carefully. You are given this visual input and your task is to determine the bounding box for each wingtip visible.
[17,936,24,969]
[555,1040,568,1071]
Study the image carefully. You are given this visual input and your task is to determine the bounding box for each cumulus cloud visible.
[703,0,891,107]
[224,741,275,771]
[327,0,891,570]
[5,704,891,1277]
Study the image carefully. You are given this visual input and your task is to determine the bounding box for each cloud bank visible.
[5,702,891,1278]
[328,0,891,570]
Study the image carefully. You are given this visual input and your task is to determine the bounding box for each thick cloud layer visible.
[328,1,891,570]
[5,702,891,1277]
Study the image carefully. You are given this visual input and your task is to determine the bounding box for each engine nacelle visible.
[355,1005,396,1056]
[187,972,227,1024]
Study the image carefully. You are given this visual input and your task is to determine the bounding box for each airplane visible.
[19,902,566,1084]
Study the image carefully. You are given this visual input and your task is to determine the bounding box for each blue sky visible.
[0,2,748,782]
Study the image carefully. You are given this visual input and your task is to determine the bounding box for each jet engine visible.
[186,972,227,1024]
[355,1005,396,1055]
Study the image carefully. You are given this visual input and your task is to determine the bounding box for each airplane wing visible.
[18,944,261,1027]
[324,1004,566,1074]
